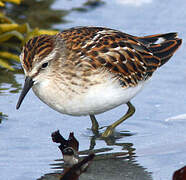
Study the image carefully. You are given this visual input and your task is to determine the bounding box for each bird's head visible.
[16,34,66,109]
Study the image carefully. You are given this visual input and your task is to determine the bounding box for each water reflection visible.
[89,130,136,149]
[0,112,7,124]
[37,131,152,180]
[0,69,21,94]
[40,160,152,180]
[0,69,20,123]
[38,141,152,180]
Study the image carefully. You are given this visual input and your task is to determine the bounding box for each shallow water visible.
[1,0,186,180]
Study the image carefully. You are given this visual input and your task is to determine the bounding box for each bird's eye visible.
[41,62,48,69]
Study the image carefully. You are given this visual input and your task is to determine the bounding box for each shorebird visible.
[16,26,182,137]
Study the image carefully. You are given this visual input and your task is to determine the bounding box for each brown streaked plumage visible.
[17,26,182,137]
[23,35,54,72]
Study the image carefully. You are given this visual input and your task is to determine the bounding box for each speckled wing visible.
[60,27,182,87]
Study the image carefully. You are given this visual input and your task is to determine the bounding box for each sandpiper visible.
[16,26,182,137]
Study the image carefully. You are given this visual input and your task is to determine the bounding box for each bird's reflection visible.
[38,130,152,180]
[88,129,136,150]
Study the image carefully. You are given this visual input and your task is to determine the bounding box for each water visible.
[1,0,186,179]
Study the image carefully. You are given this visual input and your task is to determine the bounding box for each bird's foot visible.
[101,126,115,138]
[91,126,106,136]
[91,126,99,135]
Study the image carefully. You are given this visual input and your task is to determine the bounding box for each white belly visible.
[67,81,145,115]
[32,77,146,116]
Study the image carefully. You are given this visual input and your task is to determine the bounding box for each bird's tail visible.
[137,32,182,66]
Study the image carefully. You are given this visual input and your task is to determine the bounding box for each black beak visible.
[16,76,34,109]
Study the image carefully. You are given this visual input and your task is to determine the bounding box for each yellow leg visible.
[102,101,135,138]
[90,114,99,134]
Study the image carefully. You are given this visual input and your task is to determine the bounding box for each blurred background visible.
[0,0,186,180]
